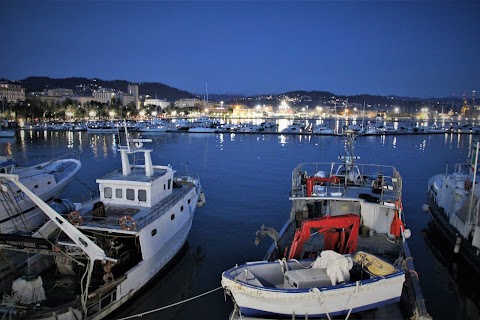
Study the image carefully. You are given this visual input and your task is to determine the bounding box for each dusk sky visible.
[1,1,479,98]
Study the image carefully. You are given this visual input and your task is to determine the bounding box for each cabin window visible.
[164,184,166,190]
[126,189,135,201]
[171,214,175,220]
[181,205,184,212]
[104,187,112,199]
[188,199,191,204]
[138,189,147,202]
[151,229,157,236]
[116,189,123,199]
[168,179,172,190]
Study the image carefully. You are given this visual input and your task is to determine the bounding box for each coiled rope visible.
[116,286,222,320]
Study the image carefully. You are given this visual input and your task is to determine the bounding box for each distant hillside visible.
[17,76,196,101]
[4,76,464,109]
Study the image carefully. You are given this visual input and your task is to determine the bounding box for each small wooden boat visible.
[222,250,405,318]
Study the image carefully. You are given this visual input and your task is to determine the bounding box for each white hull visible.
[0,159,82,233]
[222,260,405,318]
[0,135,204,320]
[188,127,217,133]
[138,127,168,133]
[88,190,198,319]
[86,128,118,133]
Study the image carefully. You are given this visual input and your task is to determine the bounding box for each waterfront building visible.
[120,93,135,107]
[128,84,139,109]
[92,88,119,104]
[46,88,74,97]
[175,98,204,109]
[144,98,170,109]
[0,83,25,102]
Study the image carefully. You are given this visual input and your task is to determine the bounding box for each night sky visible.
[1,0,479,98]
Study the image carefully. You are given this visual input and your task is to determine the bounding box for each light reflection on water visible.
[0,130,479,320]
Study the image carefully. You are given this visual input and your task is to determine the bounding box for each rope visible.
[312,287,331,320]
[116,286,223,320]
[73,176,94,193]
[344,281,360,320]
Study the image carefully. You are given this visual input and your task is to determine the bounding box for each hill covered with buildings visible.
[0,76,476,122]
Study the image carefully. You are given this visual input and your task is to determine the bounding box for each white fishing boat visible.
[222,250,405,318]
[0,128,205,319]
[282,122,305,133]
[136,120,169,133]
[0,156,82,233]
[86,121,119,133]
[426,125,446,134]
[188,117,219,133]
[312,125,335,135]
[425,141,480,273]
[222,130,430,319]
[363,125,380,135]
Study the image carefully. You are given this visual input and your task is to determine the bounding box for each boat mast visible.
[340,130,358,185]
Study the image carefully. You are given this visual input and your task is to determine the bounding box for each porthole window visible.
[151,229,157,236]
[188,199,191,204]
[126,189,135,201]
[164,184,166,190]
[104,187,112,199]
[138,190,147,202]
[171,214,175,220]
[181,206,184,212]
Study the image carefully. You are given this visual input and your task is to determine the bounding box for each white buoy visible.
[197,192,206,207]
[454,236,461,254]
[404,228,412,239]
[422,203,430,212]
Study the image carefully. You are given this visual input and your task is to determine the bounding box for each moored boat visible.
[222,249,406,318]
[425,142,480,273]
[0,128,205,319]
[86,121,119,133]
[222,130,430,319]
[0,156,82,233]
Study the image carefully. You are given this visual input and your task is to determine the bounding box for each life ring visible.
[68,211,83,226]
[119,215,136,231]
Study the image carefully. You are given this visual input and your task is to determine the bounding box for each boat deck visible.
[292,183,399,206]
[77,182,195,232]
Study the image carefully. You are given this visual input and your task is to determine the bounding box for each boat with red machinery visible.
[222,130,430,319]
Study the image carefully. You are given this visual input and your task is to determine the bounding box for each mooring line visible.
[116,286,223,319]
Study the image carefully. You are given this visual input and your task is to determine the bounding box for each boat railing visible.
[292,162,402,201]
[454,162,471,175]
[136,183,193,229]
[77,184,193,230]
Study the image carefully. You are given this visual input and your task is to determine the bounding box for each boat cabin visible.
[96,143,174,208]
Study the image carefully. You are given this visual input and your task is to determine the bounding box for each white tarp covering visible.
[311,250,353,285]
[12,276,46,304]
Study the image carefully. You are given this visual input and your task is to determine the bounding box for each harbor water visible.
[1,129,479,320]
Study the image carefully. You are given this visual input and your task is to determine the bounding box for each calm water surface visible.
[1,130,479,320]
